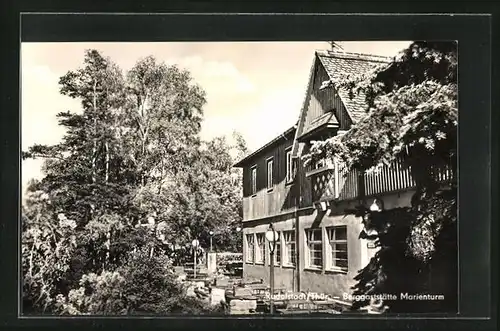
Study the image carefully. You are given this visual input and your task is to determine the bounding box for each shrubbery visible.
[55,248,224,315]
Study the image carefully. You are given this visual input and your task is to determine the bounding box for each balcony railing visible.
[307,157,341,202]
[308,155,455,204]
[310,168,336,202]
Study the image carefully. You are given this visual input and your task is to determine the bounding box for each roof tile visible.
[316,51,392,123]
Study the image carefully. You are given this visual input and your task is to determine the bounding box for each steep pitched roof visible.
[290,56,317,157]
[236,50,395,166]
[316,50,392,123]
[291,50,392,158]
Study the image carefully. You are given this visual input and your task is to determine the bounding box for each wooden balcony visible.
[308,155,455,204]
[306,158,340,202]
[309,167,336,202]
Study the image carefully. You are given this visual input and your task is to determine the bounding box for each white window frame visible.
[250,165,257,196]
[283,230,296,267]
[305,228,323,269]
[255,233,265,264]
[266,157,274,191]
[245,233,255,263]
[285,148,293,184]
[326,226,348,273]
[273,231,282,266]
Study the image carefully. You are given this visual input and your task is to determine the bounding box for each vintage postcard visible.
[21,39,459,316]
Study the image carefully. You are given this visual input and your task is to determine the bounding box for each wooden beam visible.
[291,55,317,158]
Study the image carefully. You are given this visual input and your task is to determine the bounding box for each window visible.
[274,234,281,266]
[246,234,255,263]
[255,233,265,264]
[327,226,348,272]
[250,166,257,195]
[283,230,296,266]
[315,158,325,169]
[305,228,323,268]
[267,158,274,190]
[313,156,334,170]
[286,149,294,183]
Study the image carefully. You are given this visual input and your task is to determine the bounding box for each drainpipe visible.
[293,156,301,292]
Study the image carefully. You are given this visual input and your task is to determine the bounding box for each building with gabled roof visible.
[233,49,451,306]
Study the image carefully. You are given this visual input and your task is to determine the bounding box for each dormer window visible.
[297,110,339,144]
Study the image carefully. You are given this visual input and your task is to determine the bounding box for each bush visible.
[56,271,127,315]
[55,247,223,315]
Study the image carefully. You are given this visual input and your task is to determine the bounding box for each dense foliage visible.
[22,50,247,314]
[55,248,224,315]
[305,41,458,312]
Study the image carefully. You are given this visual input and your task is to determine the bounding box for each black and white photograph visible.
[21,40,458,316]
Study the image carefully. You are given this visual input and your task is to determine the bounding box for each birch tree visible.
[22,50,245,314]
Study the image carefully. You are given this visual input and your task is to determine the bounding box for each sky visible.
[21,41,411,194]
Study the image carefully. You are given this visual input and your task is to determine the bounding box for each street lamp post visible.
[209,231,214,252]
[370,198,384,212]
[265,223,279,314]
[192,239,200,279]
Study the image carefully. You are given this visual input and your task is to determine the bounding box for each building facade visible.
[233,50,452,301]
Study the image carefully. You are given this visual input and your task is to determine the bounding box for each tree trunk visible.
[136,93,150,188]
[141,135,147,187]
[105,141,110,183]
[92,80,98,183]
